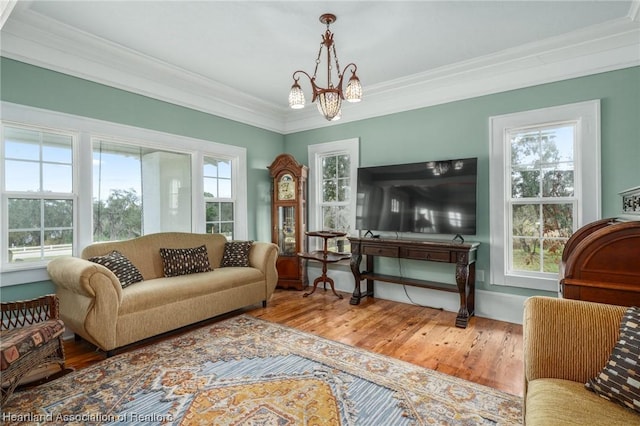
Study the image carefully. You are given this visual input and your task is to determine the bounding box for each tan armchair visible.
[523,296,638,425]
[1,295,66,405]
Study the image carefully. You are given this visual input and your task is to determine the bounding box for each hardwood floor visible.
[63,288,524,397]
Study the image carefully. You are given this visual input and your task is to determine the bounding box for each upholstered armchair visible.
[1,295,66,405]
[523,296,639,425]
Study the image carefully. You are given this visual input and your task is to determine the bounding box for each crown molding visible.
[0,0,18,30]
[1,9,288,133]
[1,7,639,135]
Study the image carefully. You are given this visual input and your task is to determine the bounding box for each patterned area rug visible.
[3,315,522,425]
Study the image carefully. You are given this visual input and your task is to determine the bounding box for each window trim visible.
[489,100,601,291]
[1,122,79,273]
[1,101,247,286]
[308,138,359,250]
[203,154,243,240]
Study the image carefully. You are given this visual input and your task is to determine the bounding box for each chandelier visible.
[288,13,362,121]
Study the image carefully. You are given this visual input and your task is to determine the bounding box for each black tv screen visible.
[356,158,477,236]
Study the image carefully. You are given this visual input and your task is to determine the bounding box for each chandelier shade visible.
[288,13,362,121]
[317,90,342,121]
[288,80,305,109]
[345,74,362,102]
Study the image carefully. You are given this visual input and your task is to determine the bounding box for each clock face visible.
[278,174,295,201]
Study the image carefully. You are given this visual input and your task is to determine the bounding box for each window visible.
[321,153,351,230]
[308,138,359,251]
[93,139,192,241]
[508,124,576,274]
[1,102,247,285]
[490,101,600,291]
[204,156,234,239]
[2,124,76,267]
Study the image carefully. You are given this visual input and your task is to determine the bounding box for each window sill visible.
[0,266,50,287]
[493,273,559,293]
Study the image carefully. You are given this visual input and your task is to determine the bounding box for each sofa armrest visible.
[248,242,279,297]
[47,256,123,350]
[47,257,123,305]
[523,296,626,389]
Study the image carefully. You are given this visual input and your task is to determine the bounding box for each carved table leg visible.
[304,257,343,299]
[305,275,343,299]
[349,252,363,305]
[303,278,319,298]
[455,253,474,328]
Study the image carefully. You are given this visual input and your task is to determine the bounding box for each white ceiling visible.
[1,1,639,133]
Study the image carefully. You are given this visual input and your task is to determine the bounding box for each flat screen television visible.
[356,157,477,236]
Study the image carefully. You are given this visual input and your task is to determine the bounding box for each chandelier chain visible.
[332,44,342,81]
[312,43,323,80]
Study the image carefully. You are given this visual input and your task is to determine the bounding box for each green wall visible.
[1,58,638,301]
[283,66,640,297]
[0,58,284,299]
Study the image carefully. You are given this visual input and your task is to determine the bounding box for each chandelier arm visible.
[333,63,358,99]
[292,70,322,102]
[292,70,313,82]
[342,63,358,75]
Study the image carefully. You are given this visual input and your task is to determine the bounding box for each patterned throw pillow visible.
[88,250,144,288]
[159,245,212,277]
[586,306,640,413]
[220,241,253,267]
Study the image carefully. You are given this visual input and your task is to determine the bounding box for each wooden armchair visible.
[1,295,66,405]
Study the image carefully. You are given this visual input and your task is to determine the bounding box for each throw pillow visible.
[159,245,212,277]
[88,250,144,288]
[586,306,640,413]
[220,241,253,267]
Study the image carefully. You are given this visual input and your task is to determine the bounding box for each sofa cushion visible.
[160,245,212,277]
[0,320,65,371]
[118,268,265,315]
[586,306,640,413]
[526,378,639,426]
[88,250,143,288]
[220,241,253,267]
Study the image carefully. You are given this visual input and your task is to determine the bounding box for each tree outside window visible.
[321,153,351,251]
[92,139,192,242]
[508,124,576,274]
[3,125,74,264]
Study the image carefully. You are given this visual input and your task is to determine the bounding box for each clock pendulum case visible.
[267,154,309,290]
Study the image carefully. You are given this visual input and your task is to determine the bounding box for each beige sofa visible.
[523,296,639,425]
[47,233,278,355]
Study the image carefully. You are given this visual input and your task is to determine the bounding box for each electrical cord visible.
[397,257,444,311]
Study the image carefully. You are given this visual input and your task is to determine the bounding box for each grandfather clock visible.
[268,154,308,290]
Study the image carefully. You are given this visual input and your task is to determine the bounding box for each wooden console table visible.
[348,237,479,328]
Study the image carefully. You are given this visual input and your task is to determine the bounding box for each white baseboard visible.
[307,265,526,325]
[475,290,527,325]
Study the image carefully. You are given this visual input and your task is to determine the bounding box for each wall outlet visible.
[477,269,485,282]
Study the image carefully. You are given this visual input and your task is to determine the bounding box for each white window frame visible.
[203,154,242,240]
[0,101,247,286]
[1,122,79,272]
[489,100,600,291]
[308,138,359,250]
